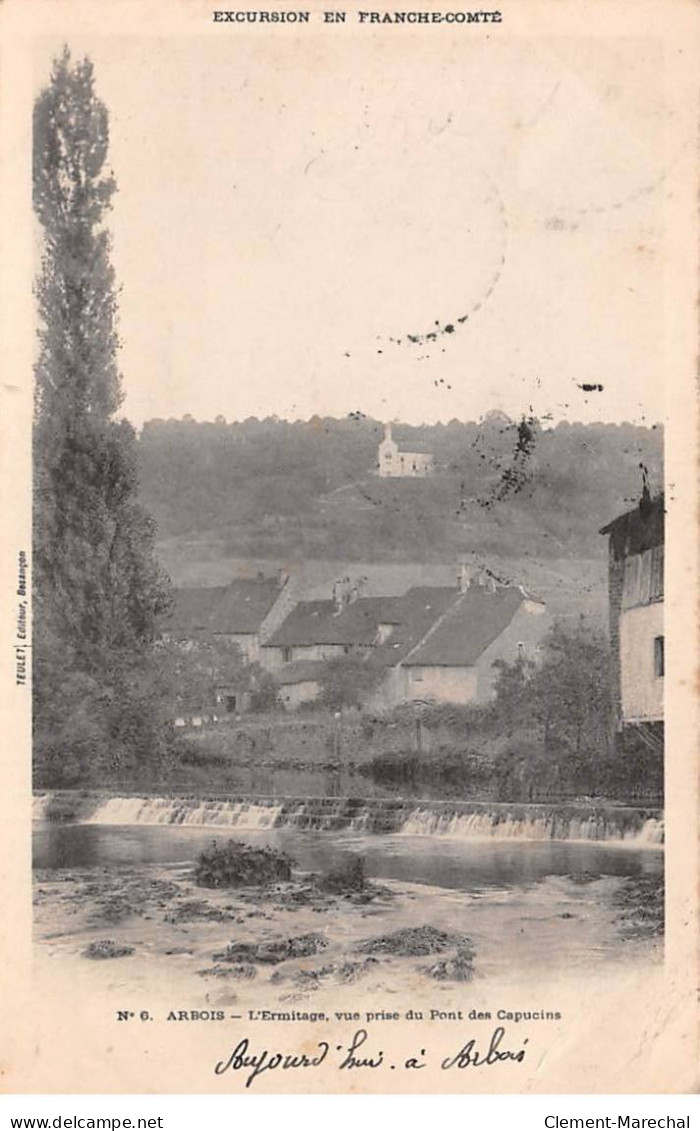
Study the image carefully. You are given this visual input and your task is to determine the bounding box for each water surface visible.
[33,822,662,893]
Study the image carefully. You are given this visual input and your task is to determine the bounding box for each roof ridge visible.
[399,591,464,668]
[403,585,528,667]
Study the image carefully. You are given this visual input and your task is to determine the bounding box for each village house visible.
[600,489,664,748]
[262,567,549,710]
[260,579,403,670]
[377,422,435,478]
[164,572,292,664]
[373,572,549,709]
[164,572,293,725]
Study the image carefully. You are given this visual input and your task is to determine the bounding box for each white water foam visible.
[86,796,283,830]
[398,806,664,844]
[632,817,664,845]
[32,793,51,821]
[57,793,664,844]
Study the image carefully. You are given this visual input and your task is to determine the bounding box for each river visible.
[33,793,663,987]
[34,820,662,891]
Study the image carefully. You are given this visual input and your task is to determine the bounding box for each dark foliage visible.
[493,744,663,804]
[194,840,294,888]
[355,925,472,956]
[213,933,328,964]
[82,939,134,960]
[491,619,614,757]
[32,50,172,787]
[318,656,385,712]
[151,633,272,719]
[361,747,493,793]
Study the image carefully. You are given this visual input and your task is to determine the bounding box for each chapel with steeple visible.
[377,422,435,478]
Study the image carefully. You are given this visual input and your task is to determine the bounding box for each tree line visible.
[137,415,663,560]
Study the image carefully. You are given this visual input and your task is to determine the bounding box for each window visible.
[225,695,237,713]
[654,636,664,678]
[343,644,351,655]
[282,647,292,663]
[412,670,424,682]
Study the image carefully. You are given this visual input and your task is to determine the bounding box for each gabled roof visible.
[600,491,664,559]
[216,578,283,632]
[168,577,283,635]
[265,589,455,650]
[265,598,381,647]
[263,583,534,669]
[403,585,526,667]
[265,600,339,646]
[349,596,405,625]
[372,587,460,666]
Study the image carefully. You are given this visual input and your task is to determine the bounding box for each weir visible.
[33,792,664,845]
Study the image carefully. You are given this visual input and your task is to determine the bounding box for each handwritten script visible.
[214,1026,528,1088]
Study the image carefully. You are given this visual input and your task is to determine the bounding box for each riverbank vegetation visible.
[361,621,662,803]
[36,618,658,806]
[33,620,662,805]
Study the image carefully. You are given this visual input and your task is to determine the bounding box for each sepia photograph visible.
[2,0,698,1094]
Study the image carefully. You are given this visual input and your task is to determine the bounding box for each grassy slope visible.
[157,542,608,628]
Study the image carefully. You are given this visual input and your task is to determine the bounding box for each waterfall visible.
[33,793,51,821]
[86,796,283,830]
[636,817,665,845]
[38,792,664,845]
[398,806,664,845]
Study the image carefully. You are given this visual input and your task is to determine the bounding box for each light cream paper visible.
[1,0,698,1094]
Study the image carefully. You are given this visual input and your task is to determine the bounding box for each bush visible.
[177,746,227,768]
[363,750,419,785]
[360,747,493,792]
[194,840,294,888]
[213,933,329,965]
[493,741,664,803]
[356,925,472,956]
[491,621,614,757]
[318,656,385,712]
[82,939,134,960]
[249,673,281,713]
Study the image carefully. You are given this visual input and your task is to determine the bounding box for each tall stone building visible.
[600,489,664,750]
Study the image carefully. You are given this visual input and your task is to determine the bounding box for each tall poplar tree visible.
[33,49,171,784]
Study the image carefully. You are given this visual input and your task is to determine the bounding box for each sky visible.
[34,29,677,428]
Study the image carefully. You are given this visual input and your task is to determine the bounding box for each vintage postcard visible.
[0,0,698,1094]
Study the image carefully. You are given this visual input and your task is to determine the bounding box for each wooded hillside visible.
[137,415,663,563]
